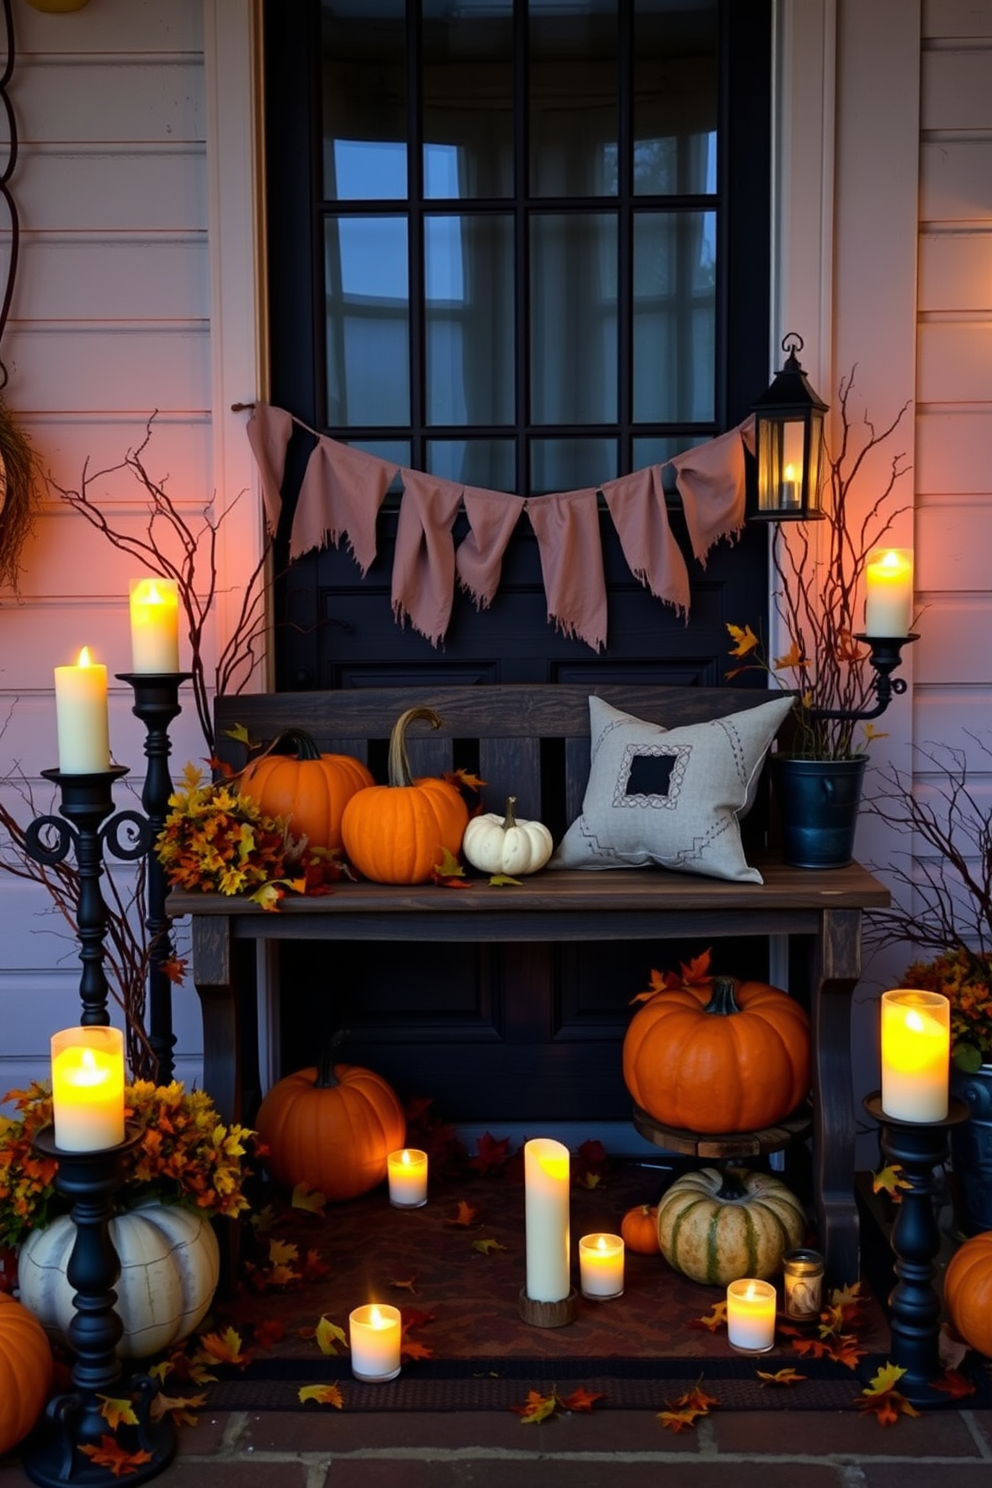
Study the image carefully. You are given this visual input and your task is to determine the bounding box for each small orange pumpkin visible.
[255,1053,406,1202]
[622,973,811,1134]
[0,1292,54,1456]
[238,728,374,853]
[944,1231,992,1357]
[341,707,469,884]
[621,1203,661,1255]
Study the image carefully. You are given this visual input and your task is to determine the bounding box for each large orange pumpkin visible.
[341,707,469,884]
[238,728,374,853]
[622,974,811,1134]
[944,1230,992,1356]
[0,1292,54,1456]
[255,1055,406,1201]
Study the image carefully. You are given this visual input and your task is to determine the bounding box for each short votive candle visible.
[578,1233,625,1299]
[387,1148,428,1208]
[880,988,950,1122]
[51,1025,125,1151]
[726,1278,777,1353]
[348,1303,402,1382]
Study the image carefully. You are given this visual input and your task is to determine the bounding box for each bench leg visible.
[810,907,863,1290]
[189,916,258,1127]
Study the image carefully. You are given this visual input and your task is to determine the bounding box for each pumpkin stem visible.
[703,975,742,1018]
[315,1029,348,1088]
[715,1165,748,1201]
[265,728,323,762]
[387,706,443,789]
[502,796,518,831]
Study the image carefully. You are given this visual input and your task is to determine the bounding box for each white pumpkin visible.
[18,1202,220,1359]
[462,796,554,876]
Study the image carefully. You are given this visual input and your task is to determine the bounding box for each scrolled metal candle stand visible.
[863,1091,970,1407]
[118,673,192,1082]
[24,768,153,1026]
[21,1127,176,1487]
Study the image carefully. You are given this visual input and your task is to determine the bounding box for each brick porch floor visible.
[3,1404,992,1485]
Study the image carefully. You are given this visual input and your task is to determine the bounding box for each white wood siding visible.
[915,7,992,884]
[0,0,216,1094]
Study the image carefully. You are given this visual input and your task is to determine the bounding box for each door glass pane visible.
[633,0,718,196]
[529,0,618,197]
[426,215,514,426]
[632,210,715,423]
[530,438,616,495]
[324,216,409,426]
[321,1,407,201]
[427,439,516,491]
[531,213,617,425]
[633,433,708,470]
[423,0,513,199]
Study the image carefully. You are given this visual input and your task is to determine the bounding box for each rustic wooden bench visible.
[165,682,891,1287]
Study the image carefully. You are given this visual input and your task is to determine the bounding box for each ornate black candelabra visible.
[21,1128,175,1487]
[25,768,152,1026]
[863,1091,970,1407]
[811,634,917,724]
[118,673,192,1082]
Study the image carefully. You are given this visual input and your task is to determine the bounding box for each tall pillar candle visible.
[129,577,180,673]
[51,1026,125,1151]
[54,647,110,773]
[523,1137,570,1302]
[880,988,950,1122]
[865,548,913,637]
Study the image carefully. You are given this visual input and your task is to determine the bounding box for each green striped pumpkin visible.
[656,1166,806,1287]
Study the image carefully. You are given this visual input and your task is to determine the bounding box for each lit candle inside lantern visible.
[880,989,950,1122]
[387,1148,428,1208]
[524,1137,571,1303]
[726,1278,777,1353]
[54,647,110,774]
[781,461,801,509]
[129,577,180,673]
[864,548,913,637]
[578,1232,625,1299]
[51,1026,125,1152]
[348,1303,402,1382]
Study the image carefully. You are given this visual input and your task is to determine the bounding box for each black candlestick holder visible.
[811,634,918,724]
[863,1091,970,1407]
[25,768,153,1026]
[118,673,192,1083]
[20,1127,175,1487]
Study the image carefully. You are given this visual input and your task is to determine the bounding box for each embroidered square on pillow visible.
[550,693,794,883]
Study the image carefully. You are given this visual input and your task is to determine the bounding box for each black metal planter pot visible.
[770,755,868,870]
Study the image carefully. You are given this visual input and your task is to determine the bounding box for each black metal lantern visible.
[751,332,828,521]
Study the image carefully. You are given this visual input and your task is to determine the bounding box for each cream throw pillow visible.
[551,694,794,883]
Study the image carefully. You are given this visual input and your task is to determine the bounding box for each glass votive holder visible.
[578,1233,625,1300]
[348,1303,402,1382]
[726,1278,777,1354]
[387,1148,428,1208]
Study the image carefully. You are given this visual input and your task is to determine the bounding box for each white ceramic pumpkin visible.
[18,1202,220,1359]
[462,796,554,876]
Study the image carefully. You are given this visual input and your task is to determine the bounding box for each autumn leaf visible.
[269,1238,300,1267]
[79,1437,154,1478]
[857,1362,920,1424]
[224,722,253,747]
[511,1389,560,1424]
[872,1163,911,1200]
[727,622,760,658]
[445,1199,481,1227]
[196,1326,253,1369]
[472,1237,507,1255]
[690,1300,727,1333]
[445,767,487,795]
[757,1367,807,1387]
[469,1132,512,1177]
[674,1382,719,1414]
[560,1386,605,1413]
[773,639,807,671]
[150,1391,207,1428]
[299,1383,344,1409]
[250,1204,280,1233]
[400,1337,434,1361]
[301,1248,332,1282]
[658,1406,706,1433]
[573,1138,609,1189]
[401,1307,436,1330]
[389,1275,419,1293]
[431,848,468,887]
[292,1182,327,1214]
[98,1396,139,1430]
[931,1369,976,1400]
[253,1320,286,1351]
[791,1332,865,1369]
[489,874,523,886]
[159,956,187,986]
[315,1316,349,1356]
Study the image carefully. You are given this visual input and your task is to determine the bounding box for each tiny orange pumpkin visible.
[621,1203,661,1255]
